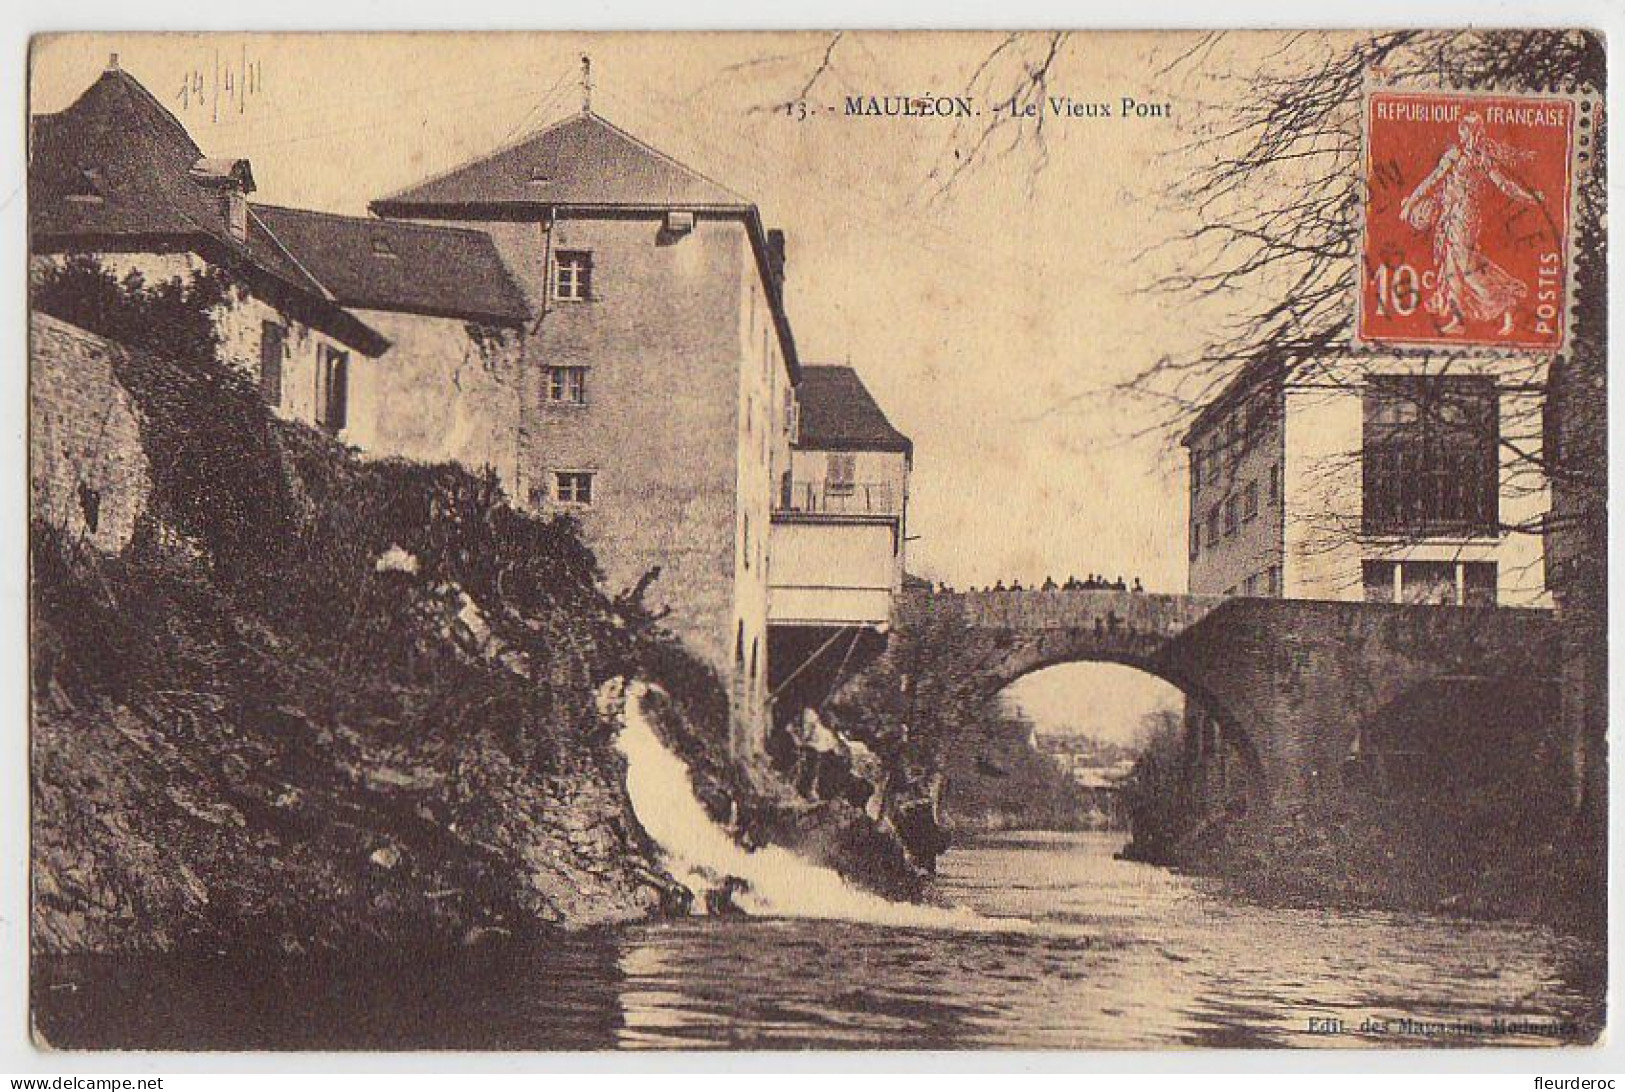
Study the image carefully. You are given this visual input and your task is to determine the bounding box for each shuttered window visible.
[259,321,284,408]
[317,345,348,433]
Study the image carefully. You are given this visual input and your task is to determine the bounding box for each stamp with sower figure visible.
[1358,88,1589,352]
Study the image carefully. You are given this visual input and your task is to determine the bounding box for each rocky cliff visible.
[30,310,706,953]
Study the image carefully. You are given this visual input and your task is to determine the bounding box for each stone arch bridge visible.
[894,588,1558,815]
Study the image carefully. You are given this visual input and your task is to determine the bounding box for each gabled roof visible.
[370,111,749,216]
[795,365,912,456]
[29,65,387,355]
[253,205,530,326]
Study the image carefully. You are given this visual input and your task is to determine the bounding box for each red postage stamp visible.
[1359,89,1580,352]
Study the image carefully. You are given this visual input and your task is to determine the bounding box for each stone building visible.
[1183,351,1551,607]
[30,62,914,761]
[28,59,389,426]
[369,110,805,756]
[249,205,532,482]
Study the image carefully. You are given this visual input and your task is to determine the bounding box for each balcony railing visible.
[777,481,898,517]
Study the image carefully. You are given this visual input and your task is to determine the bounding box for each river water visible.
[32,688,1605,1051]
[33,830,1605,1050]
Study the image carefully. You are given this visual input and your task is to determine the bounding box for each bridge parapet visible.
[901,588,1227,640]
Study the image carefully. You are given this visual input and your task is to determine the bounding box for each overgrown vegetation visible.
[1119,719,1192,863]
[938,708,1101,834]
[31,258,933,954]
[30,260,729,953]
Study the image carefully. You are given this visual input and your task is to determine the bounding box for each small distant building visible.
[1183,352,1550,607]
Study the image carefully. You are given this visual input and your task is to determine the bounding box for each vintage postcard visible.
[24,29,1607,1053]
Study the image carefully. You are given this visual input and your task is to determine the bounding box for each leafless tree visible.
[1141,28,1606,826]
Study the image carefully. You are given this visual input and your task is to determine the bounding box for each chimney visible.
[766,229,787,291]
[106,53,120,73]
[223,188,248,243]
[189,157,256,244]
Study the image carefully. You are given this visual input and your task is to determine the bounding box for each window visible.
[547,366,587,404]
[742,514,751,570]
[552,250,593,301]
[1206,506,1221,546]
[1242,480,1259,522]
[827,453,857,495]
[259,321,284,408]
[1401,560,1458,605]
[1243,573,1259,596]
[1191,448,1203,491]
[1464,562,1498,606]
[316,345,348,433]
[1267,462,1280,505]
[1224,495,1239,538]
[1190,522,1201,558]
[1363,376,1498,536]
[1366,559,1496,606]
[1363,560,1397,603]
[1266,564,1282,597]
[554,471,594,505]
[1245,398,1269,439]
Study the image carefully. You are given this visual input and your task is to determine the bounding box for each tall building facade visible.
[371,112,803,754]
[1184,353,1551,608]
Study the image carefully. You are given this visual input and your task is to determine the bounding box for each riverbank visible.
[31,400,691,951]
[33,831,1605,1049]
[1120,808,1607,940]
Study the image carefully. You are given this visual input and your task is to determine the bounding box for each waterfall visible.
[614,680,1020,931]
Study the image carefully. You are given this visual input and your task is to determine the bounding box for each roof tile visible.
[796,365,912,455]
[253,205,530,325]
[372,111,747,213]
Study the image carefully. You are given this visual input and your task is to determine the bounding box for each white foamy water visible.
[613,680,1019,931]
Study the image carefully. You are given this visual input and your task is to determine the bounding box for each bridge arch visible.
[989,649,1267,794]
[892,587,1558,823]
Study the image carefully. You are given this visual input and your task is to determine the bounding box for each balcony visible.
[770,481,902,627]
[778,480,899,518]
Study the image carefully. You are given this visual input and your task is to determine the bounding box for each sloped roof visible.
[795,365,912,456]
[253,205,530,325]
[30,66,386,354]
[371,111,749,215]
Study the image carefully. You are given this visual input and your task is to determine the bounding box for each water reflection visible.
[35,939,628,1051]
[33,833,1603,1051]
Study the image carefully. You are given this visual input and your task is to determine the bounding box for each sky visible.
[29,32,1342,741]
